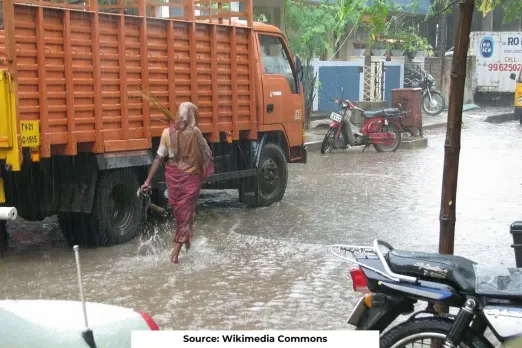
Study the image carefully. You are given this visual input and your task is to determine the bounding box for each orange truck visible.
[0,0,306,247]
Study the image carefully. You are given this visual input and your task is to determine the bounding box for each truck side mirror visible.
[294,56,304,82]
[295,56,303,74]
[510,73,517,81]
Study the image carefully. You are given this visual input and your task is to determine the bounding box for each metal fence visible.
[363,62,384,102]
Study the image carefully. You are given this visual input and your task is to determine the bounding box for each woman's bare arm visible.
[141,155,167,193]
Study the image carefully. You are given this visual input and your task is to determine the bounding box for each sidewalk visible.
[305,106,516,152]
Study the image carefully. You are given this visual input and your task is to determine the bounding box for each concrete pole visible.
[438,10,448,88]
[231,1,239,22]
[439,0,475,257]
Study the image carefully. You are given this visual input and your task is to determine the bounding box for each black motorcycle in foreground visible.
[331,240,522,348]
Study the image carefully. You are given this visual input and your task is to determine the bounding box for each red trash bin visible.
[392,88,423,136]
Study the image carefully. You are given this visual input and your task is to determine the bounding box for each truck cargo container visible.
[0,0,306,247]
[468,31,522,101]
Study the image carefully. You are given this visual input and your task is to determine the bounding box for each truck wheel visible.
[238,177,259,208]
[0,221,8,254]
[257,143,288,207]
[90,169,142,246]
[58,212,93,247]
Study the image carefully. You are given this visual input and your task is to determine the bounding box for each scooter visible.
[331,240,522,348]
[320,96,405,154]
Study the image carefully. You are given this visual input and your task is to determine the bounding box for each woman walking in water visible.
[141,102,212,264]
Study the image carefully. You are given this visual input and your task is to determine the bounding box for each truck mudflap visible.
[515,106,522,118]
[348,294,415,332]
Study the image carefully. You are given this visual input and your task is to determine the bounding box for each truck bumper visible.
[299,145,307,164]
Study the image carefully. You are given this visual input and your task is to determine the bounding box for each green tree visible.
[285,0,347,129]
[431,0,522,24]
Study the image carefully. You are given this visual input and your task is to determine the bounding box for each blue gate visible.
[384,65,401,107]
[317,66,361,114]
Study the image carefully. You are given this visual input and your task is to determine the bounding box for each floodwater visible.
[1,118,521,330]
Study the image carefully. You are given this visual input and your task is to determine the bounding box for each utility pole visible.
[439,0,475,257]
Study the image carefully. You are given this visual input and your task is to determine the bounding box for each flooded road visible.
[1,118,522,330]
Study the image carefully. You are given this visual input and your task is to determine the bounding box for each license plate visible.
[20,120,40,148]
[347,297,369,326]
[330,112,343,123]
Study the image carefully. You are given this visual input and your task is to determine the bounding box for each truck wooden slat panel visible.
[2,2,256,157]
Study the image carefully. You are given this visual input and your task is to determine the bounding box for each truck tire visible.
[257,143,288,207]
[58,212,93,247]
[89,169,142,246]
[0,221,8,254]
[239,177,259,208]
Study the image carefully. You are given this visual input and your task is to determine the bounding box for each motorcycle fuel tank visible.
[483,305,522,340]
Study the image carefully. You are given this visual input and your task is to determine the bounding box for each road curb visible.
[305,137,429,153]
[481,112,517,123]
[422,122,447,131]
[304,141,322,153]
[400,137,428,150]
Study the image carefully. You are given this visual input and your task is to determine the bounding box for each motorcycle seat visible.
[386,250,477,294]
[363,108,401,119]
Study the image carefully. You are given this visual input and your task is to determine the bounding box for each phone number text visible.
[487,63,522,72]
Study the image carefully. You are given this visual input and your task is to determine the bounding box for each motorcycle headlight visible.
[342,102,349,108]
[426,74,435,83]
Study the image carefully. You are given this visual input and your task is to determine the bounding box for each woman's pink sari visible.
[164,102,211,247]
[165,165,201,244]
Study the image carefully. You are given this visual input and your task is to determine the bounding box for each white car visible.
[0,299,159,347]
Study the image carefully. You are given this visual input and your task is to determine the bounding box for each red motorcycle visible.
[320,98,405,154]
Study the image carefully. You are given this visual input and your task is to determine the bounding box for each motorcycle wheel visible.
[373,124,401,153]
[380,317,491,348]
[320,128,337,154]
[422,91,445,116]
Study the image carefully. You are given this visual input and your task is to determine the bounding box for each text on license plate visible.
[20,120,40,147]
[330,112,343,122]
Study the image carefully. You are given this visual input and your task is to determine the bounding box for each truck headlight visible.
[518,97,522,104]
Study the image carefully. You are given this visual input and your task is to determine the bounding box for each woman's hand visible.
[141,182,152,194]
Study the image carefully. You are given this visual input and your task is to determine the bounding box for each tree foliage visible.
[431,0,522,24]
[285,0,344,129]
[285,0,340,62]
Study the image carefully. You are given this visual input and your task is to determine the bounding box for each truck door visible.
[258,34,302,127]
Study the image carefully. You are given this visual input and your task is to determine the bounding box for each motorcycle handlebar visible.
[330,98,353,106]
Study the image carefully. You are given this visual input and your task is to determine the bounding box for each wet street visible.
[1,117,522,330]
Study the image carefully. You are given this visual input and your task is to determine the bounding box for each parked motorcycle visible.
[331,240,522,348]
[320,97,405,154]
[405,70,446,116]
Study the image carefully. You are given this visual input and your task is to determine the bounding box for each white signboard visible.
[470,31,522,93]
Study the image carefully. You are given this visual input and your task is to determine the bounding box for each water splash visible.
[137,220,174,257]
